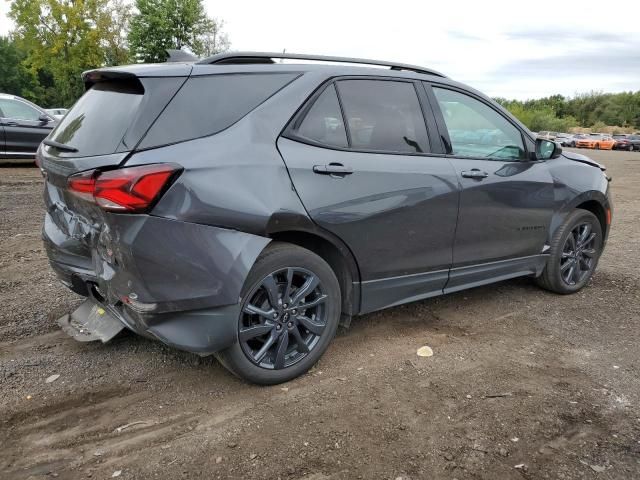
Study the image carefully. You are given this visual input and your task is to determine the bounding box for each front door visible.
[0,97,53,157]
[426,84,554,291]
[278,78,460,313]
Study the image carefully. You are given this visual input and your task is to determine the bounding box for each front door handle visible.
[4,121,18,127]
[313,163,354,176]
[461,169,489,179]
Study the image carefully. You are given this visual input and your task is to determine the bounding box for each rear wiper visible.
[43,139,79,153]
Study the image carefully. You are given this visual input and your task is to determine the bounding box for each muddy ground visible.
[1,149,639,480]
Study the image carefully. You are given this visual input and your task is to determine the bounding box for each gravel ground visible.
[1,149,639,480]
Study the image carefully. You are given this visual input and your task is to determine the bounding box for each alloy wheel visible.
[239,267,328,370]
[560,222,597,286]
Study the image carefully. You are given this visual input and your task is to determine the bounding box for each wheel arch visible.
[266,228,361,317]
[548,190,611,247]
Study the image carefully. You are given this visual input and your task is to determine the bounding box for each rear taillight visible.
[68,164,182,213]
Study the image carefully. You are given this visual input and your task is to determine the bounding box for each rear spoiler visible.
[82,62,193,90]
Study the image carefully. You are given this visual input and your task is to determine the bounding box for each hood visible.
[561,150,606,171]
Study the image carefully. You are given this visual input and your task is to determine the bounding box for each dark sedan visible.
[613,134,640,151]
[0,93,57,159]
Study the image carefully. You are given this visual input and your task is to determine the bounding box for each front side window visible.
[296,84,348,148]
[432,87,526,161]
[336,79,429,154]
[0,98,42,121]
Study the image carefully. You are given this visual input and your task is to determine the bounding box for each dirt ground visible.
[1,149,639,480]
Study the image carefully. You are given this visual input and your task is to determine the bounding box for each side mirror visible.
[38,113,51,124]
[535,138,562,160]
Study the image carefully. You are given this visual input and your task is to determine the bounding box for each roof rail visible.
[196,51,447,78]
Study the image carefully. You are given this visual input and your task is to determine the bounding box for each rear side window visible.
[336,80,429,154]
[140,73,298,149]
[296,84,348,148]
[50,80,144,157]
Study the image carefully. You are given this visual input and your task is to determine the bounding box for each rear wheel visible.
[536,209,603,294]
[216,242,341,385]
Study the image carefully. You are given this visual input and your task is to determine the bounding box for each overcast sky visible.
[1,0,638,100]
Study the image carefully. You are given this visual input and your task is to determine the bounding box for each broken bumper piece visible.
[57,299,124,343]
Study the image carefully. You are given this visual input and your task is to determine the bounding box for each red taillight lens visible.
[67,164,181,212]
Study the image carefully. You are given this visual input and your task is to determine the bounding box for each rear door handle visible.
[461,169,489,179]
[313,163,354,176]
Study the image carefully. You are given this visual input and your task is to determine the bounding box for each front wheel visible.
[536,209,603,294]
[216,242,341,384]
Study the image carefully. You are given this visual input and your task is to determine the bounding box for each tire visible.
[536,209,603,294]
[630,145,634,152]
[595,143,600,150]
[216,242,341,385]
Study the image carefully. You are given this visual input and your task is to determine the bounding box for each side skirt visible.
[358,255,548,315]
[444,254,548,294]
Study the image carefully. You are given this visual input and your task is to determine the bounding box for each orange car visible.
[575,134,615,150]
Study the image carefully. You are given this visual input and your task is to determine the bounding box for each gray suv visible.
[39,52,612,384]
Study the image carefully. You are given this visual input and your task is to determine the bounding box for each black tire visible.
[536,209,603,294]
[216,242,341,385]
[595,143,600,150]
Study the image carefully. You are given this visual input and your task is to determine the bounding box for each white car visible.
[45,108,68,120]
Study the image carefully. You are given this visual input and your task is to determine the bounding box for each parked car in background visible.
[575,134,615,150]
[613,134,640,151]
[46,108,69,120]
[40,52,612,384]
[555,133,576,147]
[1,93,57,159]
[538,131,558,140]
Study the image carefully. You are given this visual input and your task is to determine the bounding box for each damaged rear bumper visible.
[58,296,241,355]
[44,211,270,355]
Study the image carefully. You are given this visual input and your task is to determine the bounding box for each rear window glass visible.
[50,80,144,156]
[139,73,298,149]
[296,84,348,148]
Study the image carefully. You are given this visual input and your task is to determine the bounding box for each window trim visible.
[283,75,442,158]
[423,82,535,162]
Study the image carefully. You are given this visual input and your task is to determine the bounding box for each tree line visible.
[1,0,229,108]
[496,91,640,133]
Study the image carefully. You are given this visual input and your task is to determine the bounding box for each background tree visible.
[0,36,42,101]
[129,0,230,62]
[9,0,133,107]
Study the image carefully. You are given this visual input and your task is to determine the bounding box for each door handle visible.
[4,121,18,127]
[313,163,353,176]
[461,169,489,179]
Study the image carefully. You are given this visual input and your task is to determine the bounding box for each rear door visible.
[425,83,554,292]
[278,77,460,313]
[0,97,53,156]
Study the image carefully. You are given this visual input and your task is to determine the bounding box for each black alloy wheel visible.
[536,209,603,294]
[239,267,327,370]
[215,242,341,385]
[559,222,597,286]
